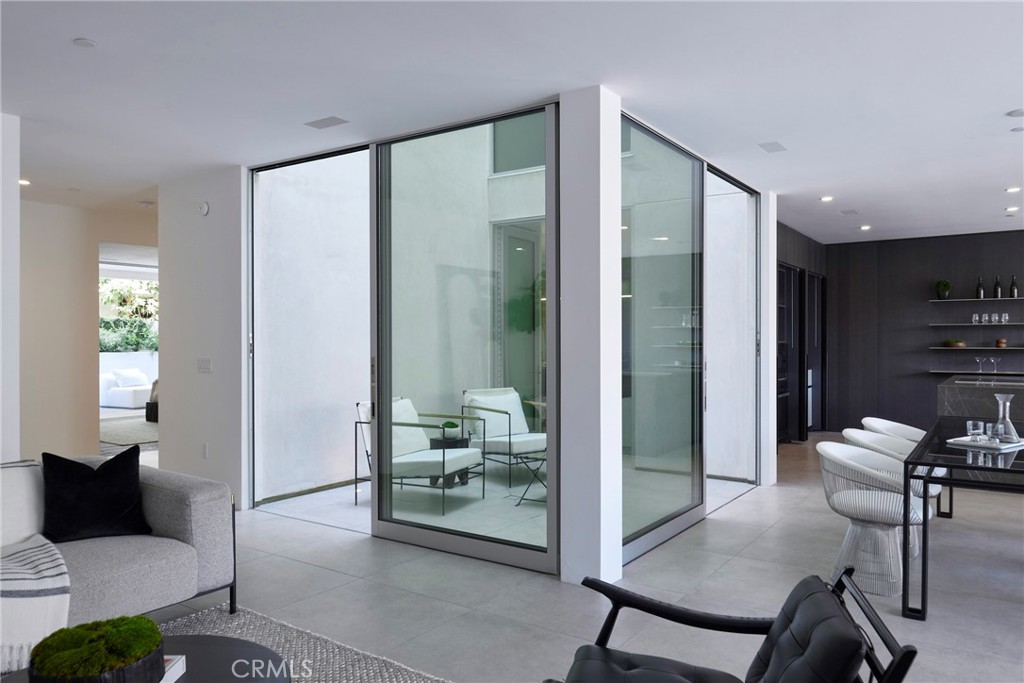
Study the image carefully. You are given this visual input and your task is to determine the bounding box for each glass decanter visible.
[994,393,1021,443]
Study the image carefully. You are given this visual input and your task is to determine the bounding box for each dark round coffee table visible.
[2,635,290,683]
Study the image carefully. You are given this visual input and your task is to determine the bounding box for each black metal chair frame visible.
[561,566,916,683]
[461,398,547,505]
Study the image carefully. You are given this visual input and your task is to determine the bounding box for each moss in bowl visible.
[29,616,164,683]
[942,339,966,348]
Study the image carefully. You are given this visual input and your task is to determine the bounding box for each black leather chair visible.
[546,567,916,683]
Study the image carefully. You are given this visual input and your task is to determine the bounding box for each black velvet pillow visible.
[42,446,152,543]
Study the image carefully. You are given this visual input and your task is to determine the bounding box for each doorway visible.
[98,243,159,467]
[777,262,826,442]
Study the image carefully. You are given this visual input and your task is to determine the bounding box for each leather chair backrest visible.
[746,575,866,683]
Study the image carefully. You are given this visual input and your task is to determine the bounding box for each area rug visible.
[99,416,158,446]
[159,604,451,683]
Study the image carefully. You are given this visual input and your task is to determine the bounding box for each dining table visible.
[901,414,1024,619]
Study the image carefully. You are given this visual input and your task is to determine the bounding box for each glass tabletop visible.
[907,416,1024,489]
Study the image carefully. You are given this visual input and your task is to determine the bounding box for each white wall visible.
[252,154,370,500]
[704,181,759,481]
[1,114,20,461]
[158,167,247,504]
[19,202,157,460]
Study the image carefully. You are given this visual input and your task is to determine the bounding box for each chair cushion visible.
[58,534,198,624]
[392,398,430,457]
[466,390,530,437]
[745,575,865,683]
[111,367,150,387]
[1,460,44,545]
[562,645,742,683]
[393,447,482,478]
[470,432,547,455]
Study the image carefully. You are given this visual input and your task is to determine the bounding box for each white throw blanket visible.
[0,534,70,672]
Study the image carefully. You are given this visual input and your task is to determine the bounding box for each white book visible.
[160,654,186,683]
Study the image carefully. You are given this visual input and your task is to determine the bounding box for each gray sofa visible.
[1,458,236,626]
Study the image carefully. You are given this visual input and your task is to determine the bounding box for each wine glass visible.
[991,357,1001,374]
[1001,313,1010,324]
[976,356,985,373]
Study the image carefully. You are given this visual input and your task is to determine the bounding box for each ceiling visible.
[3,1,1022,244]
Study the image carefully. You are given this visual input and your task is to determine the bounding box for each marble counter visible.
[937,375,1024,418]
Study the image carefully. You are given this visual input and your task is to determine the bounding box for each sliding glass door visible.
[375,108,557,571]
[621,116,704,555]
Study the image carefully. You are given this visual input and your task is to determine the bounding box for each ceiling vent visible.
[757,141,787,154]
[304,116,349,130]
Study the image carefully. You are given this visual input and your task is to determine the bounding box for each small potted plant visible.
[441,420,462,439]
[29,616,164,683]
[935,279,952,300]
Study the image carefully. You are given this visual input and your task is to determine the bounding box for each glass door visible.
[374,108,557,572]
[621,116,705,558]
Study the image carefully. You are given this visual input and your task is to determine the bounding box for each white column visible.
[1,113,20,461]
[159,167,249,505]
[759,191,778,486]
[558,86,623,583]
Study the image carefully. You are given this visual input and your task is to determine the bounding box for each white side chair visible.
[463,387,547,504]
[842,428,945,499]
[862,417,926,443]
[817,442,932,597]
[355,398,485,515]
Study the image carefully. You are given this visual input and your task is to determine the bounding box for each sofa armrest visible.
[137,466,234,593]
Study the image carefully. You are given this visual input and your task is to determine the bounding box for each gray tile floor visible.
[149,433,1024,682]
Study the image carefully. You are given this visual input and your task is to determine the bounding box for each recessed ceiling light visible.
[1006,109,1024,118]
[820,196,834,202]
[651,236,669,241]
[1006,187,1021,193]
[72,37,96,48]
[621,225,629,230]
[1007,207,1020,212]
[621,294,633,299]
[304,116,348,130]
[859,225,871,231]
[18,179,30,186]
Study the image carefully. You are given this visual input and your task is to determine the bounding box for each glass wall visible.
[252,151,371,503]
[704,171,759,509]
[378,109,552,551]
[621,117,703,543]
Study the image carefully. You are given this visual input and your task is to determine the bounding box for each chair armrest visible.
[582,577,774,646]
[138,466,235,593]
[420,412,484,424]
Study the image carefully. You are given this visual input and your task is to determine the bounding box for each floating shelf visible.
[929,298,1023,303]
[928,323,1024,327]
[929,347,1022,350]
[928,370,1024,376]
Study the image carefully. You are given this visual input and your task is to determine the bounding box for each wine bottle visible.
[1011,275,1019,299]
[994,275,1003,299]
[976,276,985,299]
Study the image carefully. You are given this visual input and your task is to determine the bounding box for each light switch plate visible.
[197,358,212,374]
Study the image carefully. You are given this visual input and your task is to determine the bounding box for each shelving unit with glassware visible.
[928,296,1024,376]
[650,305,701,370]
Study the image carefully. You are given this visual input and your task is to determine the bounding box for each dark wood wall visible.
[825,230,1024,431]
[778,222,827,274]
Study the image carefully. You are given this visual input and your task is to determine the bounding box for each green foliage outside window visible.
[98,279,159,351]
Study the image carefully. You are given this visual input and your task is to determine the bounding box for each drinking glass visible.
[967,420,985,442]
[987,422,1004,443]
[972,313,980,324]
[1001,313,1010,324]
[982,313,990,324]
[991,357,1001,374]
[975,356,985,373]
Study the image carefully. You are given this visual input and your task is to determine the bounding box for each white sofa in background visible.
[99,368,151,409]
